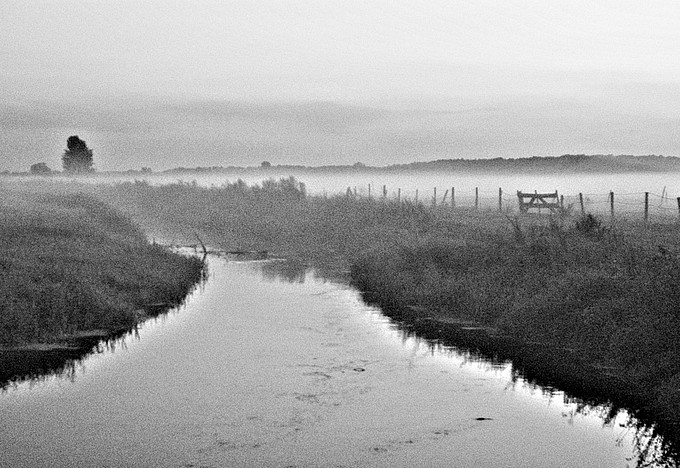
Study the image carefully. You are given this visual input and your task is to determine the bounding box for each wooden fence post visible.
[610,191,615,218]
[475,187,479,211]
[368,184,371,199]
[383,185,387,198]
[579,193,585,214]
[433,187,437,208]
[451,187,455,209]
[397,188,401,203]
[415,189,419,204]
[498,188,502,212]
[644,192,649,222]
[560,195,564,209]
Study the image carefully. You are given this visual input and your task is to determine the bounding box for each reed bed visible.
[0,190,204,347]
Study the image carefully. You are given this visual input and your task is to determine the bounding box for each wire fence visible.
[340,184,680,223]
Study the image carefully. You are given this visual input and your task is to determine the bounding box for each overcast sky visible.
[2,1,680,171]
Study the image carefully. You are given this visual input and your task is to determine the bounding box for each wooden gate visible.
[517,191,562,214]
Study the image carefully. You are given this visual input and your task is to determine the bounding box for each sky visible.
[2,1,680,171]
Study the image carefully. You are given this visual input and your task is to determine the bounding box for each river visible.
[0,257,651,467]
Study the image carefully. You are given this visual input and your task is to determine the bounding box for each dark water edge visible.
[354,289,679,467]
[0,301,177,390]
[0,334,108,387]
[0,251,267,389]
[0,245,208,391]
[2,256,678,466]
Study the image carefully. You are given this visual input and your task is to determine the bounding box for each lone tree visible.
[62,136,94,173]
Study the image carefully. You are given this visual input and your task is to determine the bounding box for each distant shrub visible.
[574,213,602,235]
[29,162,51,174]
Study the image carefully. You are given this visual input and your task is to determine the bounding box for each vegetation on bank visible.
[351,214,680,383]
[348,214,680,464]
[0,190,204,347]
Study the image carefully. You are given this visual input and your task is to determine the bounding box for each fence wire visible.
[342,184,680,223]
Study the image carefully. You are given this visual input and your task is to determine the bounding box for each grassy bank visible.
[349,214,680,464]
[0,190,204,354]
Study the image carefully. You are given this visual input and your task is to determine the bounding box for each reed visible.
[0,191,204,347]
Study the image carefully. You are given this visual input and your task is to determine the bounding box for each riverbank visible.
[0,190,205,384]
[347,215,680,464]
[4,177,680,462]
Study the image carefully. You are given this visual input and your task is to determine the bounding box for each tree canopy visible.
[62,136,94,173]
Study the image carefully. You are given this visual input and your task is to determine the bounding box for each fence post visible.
[415,189,419,204]
[433,187,437,208]
[560,195,564,209]
[451,187,455,209]
[644,192,649,222]
[368,184,371,200]
[397,188,401,203]
[475,187,479,211]
[383,185,387,198]
[498,188,502,212]
[579,193,585,214]
[536,190,540,215]
[610,191,615,218]
[677,197,680,219]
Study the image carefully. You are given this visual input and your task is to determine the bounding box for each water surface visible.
[0,258,643,467]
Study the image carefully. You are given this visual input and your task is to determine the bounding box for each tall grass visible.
[0,190,204,347]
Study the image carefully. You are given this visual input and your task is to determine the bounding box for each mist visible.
[3,82,680,173]
[3,1,680,171]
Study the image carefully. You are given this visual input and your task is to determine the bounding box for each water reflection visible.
[390,312,678,467]
[258,258,678,467]
[0,266,207,391]
[259,258,309,284]
[0,326,134,392]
